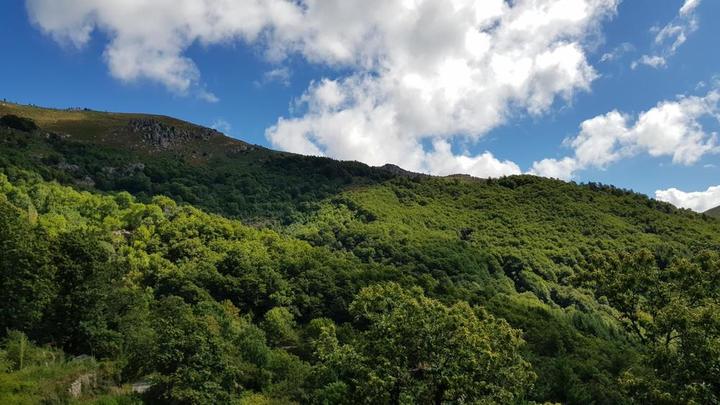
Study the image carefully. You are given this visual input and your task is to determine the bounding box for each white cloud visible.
[679,0,701,16]
[210,119,232,135]
[600,42,634,63]
[655,185,720,212]
[255,67,292,87]
[198,90,220,103]
[425,140,522,177]
[25,0,301,97]
[633,0,701,70]
[26,0,619,178]
[631,55,666,70]
[531,90,720,180]
[263,0,619,176]
[530,157,578,180]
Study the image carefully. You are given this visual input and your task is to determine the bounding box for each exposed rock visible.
[75,176,96,188]
[70,354,93,363]
[68,373,97,399]
[132,381,153,394]
[101,162,145,177]
[123,118,221,150]
[225,143,258,156]
[125,162,145,172]
[58,162,80,172]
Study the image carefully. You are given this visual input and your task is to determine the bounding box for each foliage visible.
[0,114,38,132]
[582,251,720,403]
[0,331,133,404]
[314,283,536,403]
[1,103,720,403]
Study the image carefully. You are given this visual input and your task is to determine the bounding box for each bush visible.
[0,115,38,132]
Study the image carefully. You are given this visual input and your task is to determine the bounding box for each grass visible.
[0,101,255,160]
[0,360,143,404]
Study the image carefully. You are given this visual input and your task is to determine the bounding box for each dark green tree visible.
[315,283,536,404]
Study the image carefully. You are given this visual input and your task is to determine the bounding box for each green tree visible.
[262,307,300,349]
[0,200,55,334]
[589,251,720,404]
[315,283,536,404]
[41,230,125,358]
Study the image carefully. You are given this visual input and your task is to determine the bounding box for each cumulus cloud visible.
[263,0,619,176]
[655,185,720,212]
[531,90,720,180]
[25,0,302,97]
[425,140,522,177]
[530,157,578,180]
[26,0,619,177]
[633,0,701,70]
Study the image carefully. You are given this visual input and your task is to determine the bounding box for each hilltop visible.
[0,101,252,154]
[0,101,397,223]
[1,102,719,404]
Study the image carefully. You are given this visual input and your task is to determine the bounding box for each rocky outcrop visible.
[124,118,221,149]
[58,162,80,172]
[101,162,146,177]
[132,381,153,394]
[68,373,97,399]
[74,176,96,188]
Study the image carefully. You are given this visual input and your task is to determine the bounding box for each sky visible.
[1,0,719,211]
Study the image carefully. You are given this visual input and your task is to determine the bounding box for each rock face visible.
[132,381,153,394]
[68,373,97,399]
[124,118,221,149]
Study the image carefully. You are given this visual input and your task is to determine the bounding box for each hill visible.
[0,101,395,224]
[706,205,720,218]
[1,102,719,404]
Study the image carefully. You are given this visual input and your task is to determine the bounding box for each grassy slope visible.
[0,101,251,155]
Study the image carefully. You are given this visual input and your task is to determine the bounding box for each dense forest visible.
[1,103,719,404]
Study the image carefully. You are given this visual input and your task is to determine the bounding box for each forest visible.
[0,105,719,404]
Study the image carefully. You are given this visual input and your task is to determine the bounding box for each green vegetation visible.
[0,114,38,132]
[0,103,719,403]
[706,205,720,218]
[0,103,393,224]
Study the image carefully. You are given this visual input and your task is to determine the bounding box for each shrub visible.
[0,115,39,132]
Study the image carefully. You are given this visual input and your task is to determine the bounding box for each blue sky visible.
[1,0,719,210]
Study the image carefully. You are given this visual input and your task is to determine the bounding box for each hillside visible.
[1,103,719,404]
[0,101,395,224]
[706,205,720,218]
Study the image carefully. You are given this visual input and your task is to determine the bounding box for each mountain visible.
[706,205,720,218]
[1,102,719,404]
